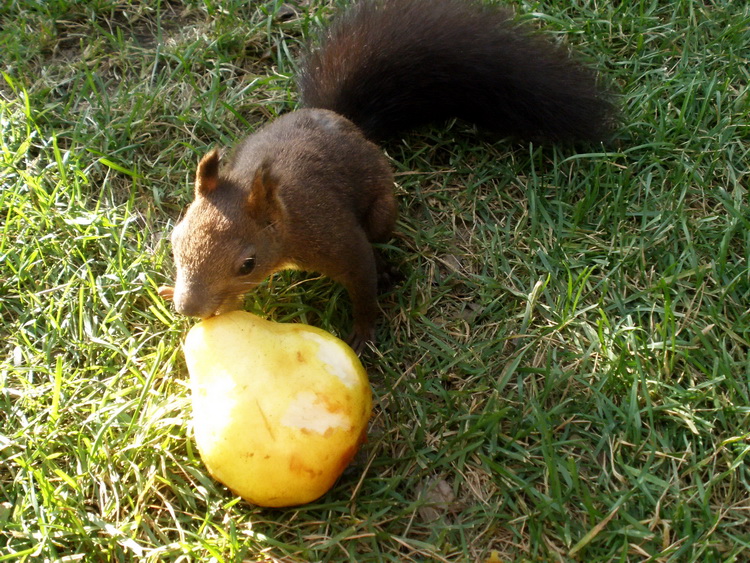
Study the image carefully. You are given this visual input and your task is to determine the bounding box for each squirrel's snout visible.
[171,285,216,319]
[174,300,214,319]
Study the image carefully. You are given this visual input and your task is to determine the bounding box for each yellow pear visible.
[184,310,372,508]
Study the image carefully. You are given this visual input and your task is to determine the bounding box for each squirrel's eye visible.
[238,257,256,276]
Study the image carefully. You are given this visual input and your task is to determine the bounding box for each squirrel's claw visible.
[158,285,175,300]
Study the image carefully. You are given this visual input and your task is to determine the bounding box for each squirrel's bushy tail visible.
[298,0,615,142]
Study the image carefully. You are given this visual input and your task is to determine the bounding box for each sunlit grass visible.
[2,0,749,560]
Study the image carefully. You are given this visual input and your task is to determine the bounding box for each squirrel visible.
[158,0,616,353]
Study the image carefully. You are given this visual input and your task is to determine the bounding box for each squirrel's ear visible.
[195,149,220,196]
[247,159,283,222]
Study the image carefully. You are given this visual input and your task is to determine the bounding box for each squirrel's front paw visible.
[346,326,375,355]
[158,286,175,300]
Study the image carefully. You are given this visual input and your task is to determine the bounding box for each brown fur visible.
[166,110,395,352]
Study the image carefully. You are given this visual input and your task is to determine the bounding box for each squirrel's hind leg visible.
[362,186,397,244]
[364,183,401,298]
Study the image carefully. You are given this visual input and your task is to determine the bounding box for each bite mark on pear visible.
[302,332,359,388]
[281,391,351,434]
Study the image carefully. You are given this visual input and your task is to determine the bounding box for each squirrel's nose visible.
[172,285,216,318]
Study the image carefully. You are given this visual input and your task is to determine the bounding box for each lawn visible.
[1,0,749,561]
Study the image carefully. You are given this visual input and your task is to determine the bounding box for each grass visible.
[1,0,749,560]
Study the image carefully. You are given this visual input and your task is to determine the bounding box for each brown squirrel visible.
[158,0,616,353]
